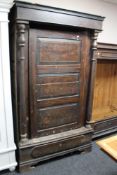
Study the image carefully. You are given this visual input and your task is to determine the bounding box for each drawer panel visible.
[94,117,117,133]
[31,134,90,158]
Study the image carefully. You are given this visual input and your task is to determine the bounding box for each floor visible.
[1,142,117,175]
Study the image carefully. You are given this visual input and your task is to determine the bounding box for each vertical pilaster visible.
[16,21,29,144]
[86,30,99,128]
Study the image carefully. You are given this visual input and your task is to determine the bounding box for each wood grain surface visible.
[92,60,117,121]
[97,135,117,160]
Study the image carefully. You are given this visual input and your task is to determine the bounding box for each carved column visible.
[86,30,99,128]
[16,21,29,144]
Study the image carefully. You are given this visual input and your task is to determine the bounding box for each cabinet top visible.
[98,43,117,50]
[10,1,104,31]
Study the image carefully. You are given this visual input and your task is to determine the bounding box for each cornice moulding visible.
[102,0,117,4]
[0,1,13,12]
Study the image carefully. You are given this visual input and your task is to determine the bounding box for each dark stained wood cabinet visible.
[9,1,104,172]
[29,29,88,137]
[92,43,117,138]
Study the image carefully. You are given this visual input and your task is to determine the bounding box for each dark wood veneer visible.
[9,1,104,172]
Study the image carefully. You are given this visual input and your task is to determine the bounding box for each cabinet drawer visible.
[31,134,89,158]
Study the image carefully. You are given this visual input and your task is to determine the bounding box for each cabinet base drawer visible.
[93,117,117,138]
[18,127,92,172]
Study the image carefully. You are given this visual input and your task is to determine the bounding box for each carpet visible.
[1,142,117,175]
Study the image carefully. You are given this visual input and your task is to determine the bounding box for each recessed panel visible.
[37,95,80,108]
[29,28,89,137]
[36,73,79,84]
[36,82,80,98]
[37,104,80,130]
[37,38,81,64]
[36,64,80,74]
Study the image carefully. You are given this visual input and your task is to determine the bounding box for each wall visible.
[18,0,117,44]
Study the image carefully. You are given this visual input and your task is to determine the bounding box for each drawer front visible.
[94,117,117,133]
[19,131,92,163]
[31,134,90,158]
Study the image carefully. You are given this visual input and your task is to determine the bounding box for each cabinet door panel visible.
[36,64,80,74]
[36,82,80,98]
[36,95,80,108]
[37,104,80,130]
[29,29,90,138]
[36,73,79,84]
[38,38,81,64]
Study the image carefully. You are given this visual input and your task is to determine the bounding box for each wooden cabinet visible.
[9,1,104,172]
[92,43,117,137]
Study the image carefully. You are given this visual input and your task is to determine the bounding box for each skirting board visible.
[93,117,117,138]
[0,148,17,171]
